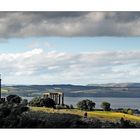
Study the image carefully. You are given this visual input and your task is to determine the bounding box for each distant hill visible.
[2,83,140,98]
[87,83,140,88]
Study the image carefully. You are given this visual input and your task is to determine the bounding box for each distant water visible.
[23,96,140,110]
[65,97,140,110]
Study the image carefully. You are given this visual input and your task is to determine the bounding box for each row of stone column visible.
[49,93,64,105]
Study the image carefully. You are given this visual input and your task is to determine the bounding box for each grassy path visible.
[30,107,140,122]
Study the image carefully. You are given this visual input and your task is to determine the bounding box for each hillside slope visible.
[2,83,140,97]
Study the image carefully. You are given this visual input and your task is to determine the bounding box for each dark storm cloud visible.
[112,12,140,23]
[0,11,140,38]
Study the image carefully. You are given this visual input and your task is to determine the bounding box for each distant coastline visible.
[2,83,140,98]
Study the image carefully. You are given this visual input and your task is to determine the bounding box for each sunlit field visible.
[30,107,140,122]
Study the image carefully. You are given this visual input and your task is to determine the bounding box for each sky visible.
[1,12,140,85]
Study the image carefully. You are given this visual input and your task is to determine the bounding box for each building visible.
[43,92,64,105]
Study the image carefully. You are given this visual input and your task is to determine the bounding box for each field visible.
[1,88,8,93]
[30,107,140,122]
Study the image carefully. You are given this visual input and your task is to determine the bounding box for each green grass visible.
[88,111,140,122]
[1,88,9,93]
[30,106,140,122]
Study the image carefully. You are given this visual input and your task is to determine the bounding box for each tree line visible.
[77,99,111,111]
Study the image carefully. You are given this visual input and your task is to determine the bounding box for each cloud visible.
[1,49,140,84]
[44,41,54,48]
[0,12,140,38]
[26,42,40,48]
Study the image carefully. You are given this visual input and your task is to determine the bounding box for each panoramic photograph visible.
[1,11,140,128]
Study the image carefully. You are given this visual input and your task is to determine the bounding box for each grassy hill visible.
[30,107,140,122]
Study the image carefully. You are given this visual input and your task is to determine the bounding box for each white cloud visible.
[1,49,140,84]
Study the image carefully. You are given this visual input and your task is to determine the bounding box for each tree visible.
[120,117,135,128]
[40,97,56,108]
[127,109,133,115]
[6,95,22,104]
[29,97,42,107]
[70,104,74,109]
[29,97,56,108]
[101,102,111,111]
[77,99,96,111]
[21,99,28,106]
[0,101,29,128]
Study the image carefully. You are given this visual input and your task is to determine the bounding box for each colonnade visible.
[43,92,64,105]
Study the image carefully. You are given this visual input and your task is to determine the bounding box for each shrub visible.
[0,102,29,128]
[29,97,42,107]
[122,108,133,115]
[6,95,22,104]
[70,104,74,109]
[77,99,96,111]
[55,104,70,109]
[40,98,56,108]
[21,99,28,106]
[29,97,56,108]
[127,109,133,115]
[55,105,65,109]
[19,111,81,128]
[65,105,70,109]
[0,98,5,104]
[122,108,128,114]
[120,117,135,128]
[101,102,111,111]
